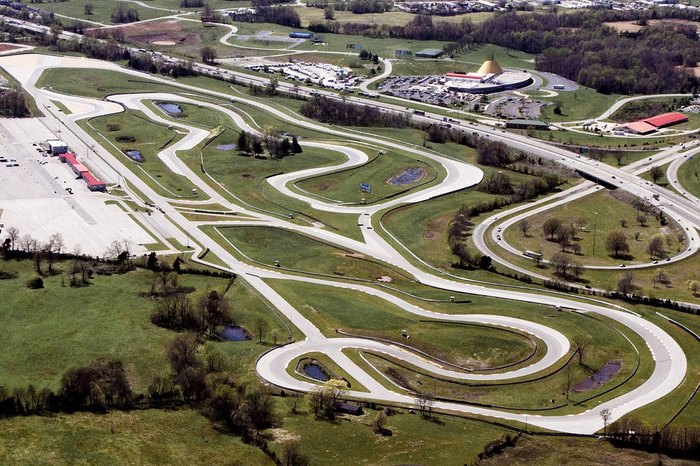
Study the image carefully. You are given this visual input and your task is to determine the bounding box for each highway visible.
[0,52,691,435]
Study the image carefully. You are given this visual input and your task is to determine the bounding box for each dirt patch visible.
[0,43,22,53]
[423,230,435,239]
[317,182,331,192]
[376,275,394,283]
[605,19,700,34]
[104,20,201,46]
[338,252,366,259]
[267,428,300,443]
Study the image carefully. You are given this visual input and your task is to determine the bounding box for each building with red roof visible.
[642,112,688,128]
[616,121,657,135]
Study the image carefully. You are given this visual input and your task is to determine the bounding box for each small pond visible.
[303,363,330,382]
[572,361,622,392]
[124,150,144,163]
[157,102,183,115]
[388,167,426,186]
[216,143,237,151]
[219,326,251,341]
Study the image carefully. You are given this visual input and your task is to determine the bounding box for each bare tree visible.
[613,151,625,165]
[600,408,611,436]
[255,316,269,344]
[518,219,530,237]
[6,226,19,251]
[200,45,217,64]
[647,236,666,259]
[572,335,592,366]
[19,234,34,253]
[551,252,571,278]
[415,392,435,418]
[637,214,647,227]
[542,218,563,240]
[617,271,636,294]
[652,269,670,288]
[649,165,664,184]
[606,231,630,258]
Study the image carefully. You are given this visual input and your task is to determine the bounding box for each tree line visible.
[307,0,393,14]
[0,87,30,117]
[308,14,465,41]
[447,10,700,94]
[299,95,411,128]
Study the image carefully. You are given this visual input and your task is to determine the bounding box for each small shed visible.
[47,139,68,156]
[334,402,363,416]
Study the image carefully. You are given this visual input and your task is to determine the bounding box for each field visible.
[0,409,272,465]
[216,226,411,283]
[676,154,700,200]
[294,150,439,203]
[503,189,684,267]
[0,259,289,392]
[539,86,622,122]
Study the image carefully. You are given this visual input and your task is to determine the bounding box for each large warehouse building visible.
[615,112,689,135]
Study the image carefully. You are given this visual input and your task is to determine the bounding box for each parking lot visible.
[0,119,154,256]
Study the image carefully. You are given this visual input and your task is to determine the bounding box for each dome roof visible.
[477,59,503,75]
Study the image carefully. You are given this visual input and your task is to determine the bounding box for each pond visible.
[124,150,144,163]
[219,326,251,341]
[572,361,622,392]
[157,102,183,115]
[303,363,330,382]
[216,144,237,151]
[388,167,427,186]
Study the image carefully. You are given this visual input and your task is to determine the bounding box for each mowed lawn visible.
[295,150,440,203]
[267,279,544,369]
[504,189,685,266]
[217,226,409,283]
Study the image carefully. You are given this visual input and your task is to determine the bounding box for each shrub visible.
[26,276,44,289]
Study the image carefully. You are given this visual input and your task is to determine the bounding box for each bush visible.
[26,276,44,289]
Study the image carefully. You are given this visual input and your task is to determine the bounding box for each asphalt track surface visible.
[1,54,690,434]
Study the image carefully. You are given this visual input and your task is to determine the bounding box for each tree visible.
[309,379,347,419]
[324,5,335,20]
[637,214,647,227]
[415,392,434,418]
[255,316,269,343]
[84,3,94,15]
[647,236,665,259]
[617,271,636,294]
[600,408,611,436]
[201,45,217,64]
[688,280,700,297]
[605,231,629,258]
[543,218,562,240]
[252,139,264,156]
[572,335,591,366]
[652,269,670,288]
[649,165,664,184]
[550,252,571,278]
[237,131,249,154]
[5,226,19,251]
[283,440,309,466]
[613,151,625,165]
[291,136,303,154]
[372,410,388,434]
[518,219,530,237]
[198,290,231,336]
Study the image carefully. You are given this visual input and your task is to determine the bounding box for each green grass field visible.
[0,409,273,465]
[267,279,545,369]
[0,259,290,392]
[503,189,684,267]
[294,150,440,204]
[216,226,411,283]
[81,109,202,199]
[539,86,621,122]
[676,154,700,200]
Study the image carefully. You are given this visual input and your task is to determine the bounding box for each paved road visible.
[1,53,689,435]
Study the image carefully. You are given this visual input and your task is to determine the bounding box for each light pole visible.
[592,211,598,256]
